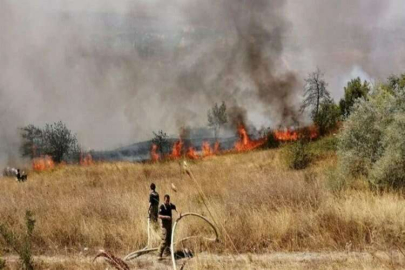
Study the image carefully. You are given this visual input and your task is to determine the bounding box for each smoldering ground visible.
[1,0,405,165]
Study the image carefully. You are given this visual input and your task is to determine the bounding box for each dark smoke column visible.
[184,0,301,126]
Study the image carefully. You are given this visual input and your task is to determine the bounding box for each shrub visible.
[337,75,405,189]
[284,139,311,170]
[266,131,280,149]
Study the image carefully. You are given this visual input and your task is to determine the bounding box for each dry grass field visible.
[1,141,405,269]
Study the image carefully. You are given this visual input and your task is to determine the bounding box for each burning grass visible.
[32,156,55,171]
[1,138,405,260]
[150,124,316,162]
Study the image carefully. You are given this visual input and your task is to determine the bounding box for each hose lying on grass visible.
[123,217,156,261]
[170,212,219,270]
[95,212,218,270]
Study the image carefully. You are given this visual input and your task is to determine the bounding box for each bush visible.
[266,131,280,149]
[337,75,405,189]
[284,139,311,170]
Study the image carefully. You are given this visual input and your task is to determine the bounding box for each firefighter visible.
[148,183,159,224]
[157,194,179,260]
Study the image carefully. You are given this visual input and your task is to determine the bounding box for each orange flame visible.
[187,147,198,160]
[32,155,55,171]
[202,141,213,157]
[274,129,298,141]
[148,125,318,162]
[214,141,220,153]
[234,125,267,152]
[80,153,94,166]
[151,144,160,162]
[274,126,319,142]
[170,140,183,159]
[308,126,319,140]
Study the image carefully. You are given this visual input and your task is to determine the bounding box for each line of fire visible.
[30,124,318,172]
[150,124,318,162]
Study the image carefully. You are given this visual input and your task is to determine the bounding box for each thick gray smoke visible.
[1,0,405,165]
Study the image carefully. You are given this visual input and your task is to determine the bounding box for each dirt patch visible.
[3,251,404,270]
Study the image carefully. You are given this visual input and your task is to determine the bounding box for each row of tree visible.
[301,68,370,135]
[205,68,371,139]
[150,70,372,155]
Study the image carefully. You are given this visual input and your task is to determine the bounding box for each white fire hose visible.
[124,217,157,261]
[124,212,219,270]
[170,212,219,270]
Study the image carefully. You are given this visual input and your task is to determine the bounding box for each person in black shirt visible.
[157,194,178,259]
[148,183,160,224]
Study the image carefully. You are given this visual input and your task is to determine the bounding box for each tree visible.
[152,130,169,155]
[313,98,340,136]
[339,77,370,118]
[20,121,80,163]
[300,68,331,120]
[42,121,79,163]
[337,74,405,189]
[20,125,44,159]
[386,74,405,91]
[207,101,228,140]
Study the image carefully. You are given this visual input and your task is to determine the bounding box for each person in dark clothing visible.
[16,169,21,181]
[16,169,27,182]
[148,183,159,224]
[157,194,179,259]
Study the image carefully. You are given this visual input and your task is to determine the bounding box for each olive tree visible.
[337,74,405,189]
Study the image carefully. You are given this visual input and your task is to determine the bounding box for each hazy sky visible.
[1,0,404,165]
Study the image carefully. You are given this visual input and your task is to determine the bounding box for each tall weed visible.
[0,211,35,270]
